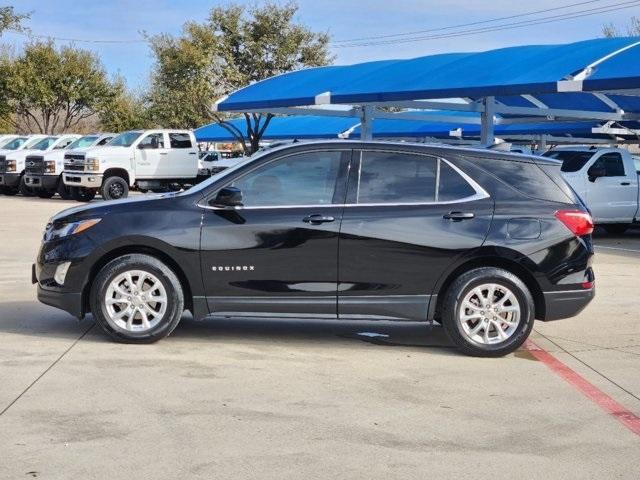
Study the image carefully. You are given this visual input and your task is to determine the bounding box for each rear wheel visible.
[71,187,96,202]
[603,224,628,235]
[90,254,184,343]
[441,267,534,357]
[101,176,129,200]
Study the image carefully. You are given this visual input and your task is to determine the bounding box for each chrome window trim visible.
[197,148,490,210]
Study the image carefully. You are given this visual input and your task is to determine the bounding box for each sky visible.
[3,0,639,90]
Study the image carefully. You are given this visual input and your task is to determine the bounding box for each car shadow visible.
[0,301,457,354]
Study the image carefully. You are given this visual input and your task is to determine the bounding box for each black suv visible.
[33,141,595,356]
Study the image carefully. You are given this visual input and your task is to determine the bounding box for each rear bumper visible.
[0,173,20,187]
[63,172,102,188]
[540,287,595,321]
[25,174,59,189]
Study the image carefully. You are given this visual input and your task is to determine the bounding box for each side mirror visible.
[587,165,606,182]
[210,186,243,208]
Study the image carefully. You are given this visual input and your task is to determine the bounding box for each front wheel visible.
[56,179,73,200]
[101,176,129,200]
[18,176,34,197]
[36,190,55,199]
[90,254,184,343]
[441,267,535,357]
[71,187,96,202]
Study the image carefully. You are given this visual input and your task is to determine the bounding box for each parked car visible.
[0,135,79,196]
[542,146,639,234]
[198,150,245,176]
[24,134,116,199]
[63,130,202,202]
[34,141,595,356]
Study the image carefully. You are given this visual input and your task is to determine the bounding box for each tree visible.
[99,78,154,132]
[147,2,333,154]
[4,41,120,133]
[603,17,640,37]
[0,6,29,35]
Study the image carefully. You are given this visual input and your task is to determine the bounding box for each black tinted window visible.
[592,153,625,176]
[358,151,436,203]
[169,133,193,149]
[469,156,573,203]
[542,150,594,172]
[230,151,344,207]
[438,161,476,201]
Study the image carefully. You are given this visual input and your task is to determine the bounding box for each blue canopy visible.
[216,37,640,117]
[195,116,356,142]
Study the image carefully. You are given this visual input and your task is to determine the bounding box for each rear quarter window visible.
[466,155,574,204]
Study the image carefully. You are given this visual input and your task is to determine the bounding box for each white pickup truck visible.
[24,133,115,199]
[0,134,79,196]
[542,146,640,234]
[63,129,202,201]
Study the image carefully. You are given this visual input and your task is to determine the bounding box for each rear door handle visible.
[303,214,335,224]
[443,211,475,221]
[621,181,631,186]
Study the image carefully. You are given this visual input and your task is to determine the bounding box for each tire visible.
[90,254,184,343]
[101,176,129,200]
[2,186,17,196]
[18,176,34,197]
[71,187,96,202]
[56,179,73,200]
[441,267,535,357]
[603,224,628,235]
[36,190,55,199]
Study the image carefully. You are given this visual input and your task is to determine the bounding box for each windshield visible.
[542,150,595,172]
[109,131,142,147]
[67,136,98,150]
[30,137,58,151]
[0,137,28,150]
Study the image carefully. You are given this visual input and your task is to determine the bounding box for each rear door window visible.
[169,133,193,149]
[438,160,477,201]
[357,151,437,204]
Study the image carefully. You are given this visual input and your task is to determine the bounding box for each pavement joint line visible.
[539,335,640,356]
[524,338,640,436]
[594,245,640,254]
[534,330,640,403]
[0,322,94,417]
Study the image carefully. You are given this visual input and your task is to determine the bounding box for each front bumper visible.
[37,282,83,318]
[541,287,595,321]
[0,173,21,187]
[63,172,103,188]
[25,174,59,190]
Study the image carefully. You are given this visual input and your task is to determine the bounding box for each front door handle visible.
[303,214,335,224]
[443,211,475,221]
[621,181,631,186]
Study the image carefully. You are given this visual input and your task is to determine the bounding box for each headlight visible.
[85,158,100,171]
[6,159,16,172]
[45,160,55,173]
[44,218,101,242]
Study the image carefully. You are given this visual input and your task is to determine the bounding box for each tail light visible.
[555,210,594,236]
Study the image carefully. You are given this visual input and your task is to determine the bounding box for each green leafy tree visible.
[603,17,640,37]
[0,6,29,35]
[99,78,154,132]
[147,1,333,154]
[4,41,120,133]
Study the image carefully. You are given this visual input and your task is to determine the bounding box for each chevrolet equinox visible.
[33,141,595,356]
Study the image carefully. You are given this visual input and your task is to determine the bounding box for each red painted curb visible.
[524,339,640,437]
